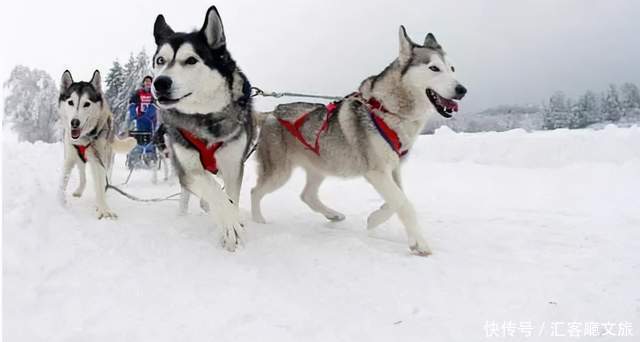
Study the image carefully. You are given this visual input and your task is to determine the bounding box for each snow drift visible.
[3,126,639,341]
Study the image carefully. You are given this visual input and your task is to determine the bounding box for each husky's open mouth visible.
[157,93,192,105]
[426,89,459,118]
[71,128,82,139]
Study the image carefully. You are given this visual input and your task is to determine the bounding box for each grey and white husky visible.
[252,27,467,256]
[58,70,136,219]
[151,6,254,251]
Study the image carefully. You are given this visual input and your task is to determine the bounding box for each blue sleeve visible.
[128,91,139,120]
[129,91,139,105]
[128,103,137,120]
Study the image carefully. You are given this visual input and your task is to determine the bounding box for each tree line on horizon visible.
[2,50,151,143]
[542,83,640,130]
[3,58,640,142]
[423,83,640,134]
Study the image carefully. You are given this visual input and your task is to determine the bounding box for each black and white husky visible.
[151,6,254,251]
[58,70,136,219]
[252,27,467,256]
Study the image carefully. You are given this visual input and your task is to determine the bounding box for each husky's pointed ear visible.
[201,6,226,49]
[399,25,414,63]
[154,15,174,45]
[89,70,102,93]
[424,33,441,50]
[60,70,73,92]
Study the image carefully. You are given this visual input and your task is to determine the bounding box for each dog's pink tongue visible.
[442,98,459,112]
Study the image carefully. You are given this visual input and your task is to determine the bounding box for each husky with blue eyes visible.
[151,6,254,252]
[58,70,136,219]
[251,27,467,256]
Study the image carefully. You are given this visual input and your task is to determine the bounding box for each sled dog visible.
[58,70,136,219]
[252,27,467,255]
[152,6,254,251]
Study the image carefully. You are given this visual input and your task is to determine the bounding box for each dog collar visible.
[76,118,108,143]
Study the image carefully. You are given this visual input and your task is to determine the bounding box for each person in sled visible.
[125,76,160,176]
[127,75,157,135]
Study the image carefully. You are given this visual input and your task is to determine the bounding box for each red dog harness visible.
[278,95,407,157]
[364,97,408,157]
[277,102,337,156]
[178,129,224,174]
[73,144,90,163]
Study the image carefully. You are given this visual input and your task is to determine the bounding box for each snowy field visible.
[3,126,640,341]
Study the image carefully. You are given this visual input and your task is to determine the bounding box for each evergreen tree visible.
[602,84,622,122]
[105,60,125,107]
[569,102,587,129]
[577,90,600,126]
[620,82,640,112]
[543,91,570,129]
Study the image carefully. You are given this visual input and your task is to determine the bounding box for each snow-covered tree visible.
[576,90,600,126]
[568,103,587,129]
[620,82,640,112]
[105,60,125,115]
[602,84,622,122]
[543,91,571,129]
[3,65,60,143]
[549,91,569,112]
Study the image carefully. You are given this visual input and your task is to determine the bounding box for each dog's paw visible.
[96,207,118,220]
[220,222,245,252]
[325,212,346,222]
[409,241,432,257]
[252,213,266,224]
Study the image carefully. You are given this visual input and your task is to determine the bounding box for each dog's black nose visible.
[70,118,80,128]
[455,84,467,97]
[153,76,173,94]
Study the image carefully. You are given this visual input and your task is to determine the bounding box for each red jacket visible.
[130,88,155,117]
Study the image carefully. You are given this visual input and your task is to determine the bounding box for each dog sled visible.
[123,104,168,184]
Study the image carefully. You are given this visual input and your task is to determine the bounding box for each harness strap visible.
[365,97,389,114]
[277,102,337,156]
[352,93,407,157]
[73,144,91,163]
[368,111,407,157]
[178,128,223,174]
[277,93,408,158]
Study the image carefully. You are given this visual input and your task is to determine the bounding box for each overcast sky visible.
[1,0,639,113]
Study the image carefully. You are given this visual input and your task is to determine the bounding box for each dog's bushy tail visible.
[112,137,137,154]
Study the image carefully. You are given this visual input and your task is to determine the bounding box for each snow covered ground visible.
[3,126,640,341]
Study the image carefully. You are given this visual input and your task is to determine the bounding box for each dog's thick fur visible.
[152,6,254,251]
[252,27,467,255]
[58,70,136,219]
